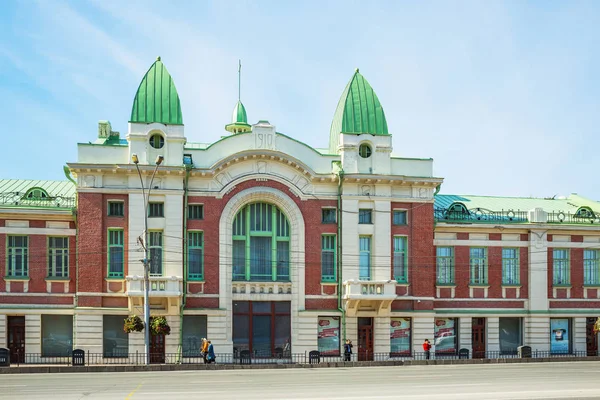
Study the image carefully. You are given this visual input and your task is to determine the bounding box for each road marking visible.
[125,382,143,400]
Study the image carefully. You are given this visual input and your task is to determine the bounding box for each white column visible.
[529,230,549,312]
[373,200,391,281]
[412,315,434,354]
[164,194,183,277]
[294,313,318,355]
[525,316,550,351]
[165,315,181,357]
[0,314,6,348]
[574,317,586,353]
[207,314,232,355]
[341,199,359,281]
[374,316,390,354]
[128,192,146,277]
[487,317,500,352]
[459,317,472,353]
[74,314,102,353]
[25,315,41,356]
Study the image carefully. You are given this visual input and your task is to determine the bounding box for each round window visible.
[359,143,372,158]
[149,134,165,149]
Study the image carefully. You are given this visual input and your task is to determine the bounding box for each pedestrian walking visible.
[201,338,209,363]
[423,339,432,360]
[344,339,353,361]
[206,340,216,364]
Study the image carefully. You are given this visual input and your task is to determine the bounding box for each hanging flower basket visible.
[123,315,145,333]
[151,316,171,336]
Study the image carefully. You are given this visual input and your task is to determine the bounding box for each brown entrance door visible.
[358,317,373,361]
[472,317,486,358]
[8,316,25,364]
[150,333,165,364]
[586,317,598,356]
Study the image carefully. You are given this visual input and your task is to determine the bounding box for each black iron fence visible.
[434,208,528,224]
[0,192,75,209]
[5,349,596,367]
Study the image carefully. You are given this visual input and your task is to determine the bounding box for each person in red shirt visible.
[423,339,432,360]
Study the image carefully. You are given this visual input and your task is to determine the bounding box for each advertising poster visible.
[550,318,570,353]
[390,318,411,355]
[317,317,340,355]
[434,318,457,353]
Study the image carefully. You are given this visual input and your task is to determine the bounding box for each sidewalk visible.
[2,355,599,374]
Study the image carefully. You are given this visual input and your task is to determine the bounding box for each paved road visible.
[2,362,600,399]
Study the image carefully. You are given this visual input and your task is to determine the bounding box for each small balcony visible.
[342,279,397,316]
[126,275,183,297]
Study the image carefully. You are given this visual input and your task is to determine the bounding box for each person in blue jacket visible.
[206,340,216,364]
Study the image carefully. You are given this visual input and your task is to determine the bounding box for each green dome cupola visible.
[329,68,389,153]
[130,57,183,125]
[225,60,251,134]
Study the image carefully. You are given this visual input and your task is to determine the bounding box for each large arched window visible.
[232,202,290,281]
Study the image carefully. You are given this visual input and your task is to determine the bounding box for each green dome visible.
[232,100,248,124]
[130,57,183,125]
[329,69,388,153]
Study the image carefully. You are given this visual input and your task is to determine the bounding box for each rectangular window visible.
[499,317,522,355]
[322,208,336,224]
[276,241,290,282]
[393,210,407,225]
[232,240,246,280]
[390,317,411,356]
[108,229,124,278]
[359,236,371,280]
[469,248,487,285]
[550,318,571,354]
[434,318,457,354]
[183,315,207,357]
[436,247,454,284]
[233,301,291,357]
[358,209,372,224]
[103,315,129,358]
[502,248,519,285]
[553,249,570,285]
[149,231,163,276]
[42,315,73,357]
[148,202,164,218]
[188,231,204,280]
[321,235,336,282]
[48,237,69,278]
[188,204,204,220]
[584,249,600,285]
[317,316,340,356]
[108,201,124,217]
[393,236,408,283]
[7,236,28,277]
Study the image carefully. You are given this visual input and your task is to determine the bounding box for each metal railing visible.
[0,192,75,209]
[7,349,596,367]
[434,208,528,224]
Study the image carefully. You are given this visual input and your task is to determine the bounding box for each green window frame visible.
[188,204,204,220]
[502,248,519,285]
[321,235,336,282]
[358,209,372,224]
[148,202,164,218]
[393,236,408,283]
[149,231,163,276]
[232,202,290,282]
[107,229,124,278]
[7,235,28,278]
[469,247,487,285]
[48,237,69,278]
[436,247,454,284]
[322,208,336,224]
[584,249,600,285]
[553,249,570,285]
[393,210,407,225]
[108,201,124,217]
[359,236,371,280]
[188,231,204,280]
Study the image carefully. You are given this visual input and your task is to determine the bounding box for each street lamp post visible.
[132,153,164,365]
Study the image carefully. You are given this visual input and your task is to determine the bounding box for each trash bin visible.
[458,348,470,360]
[0,348,10,367]
[72,349,85,366]
[518,345,532,358]
[309,350,320,365]
[240,350,251,365]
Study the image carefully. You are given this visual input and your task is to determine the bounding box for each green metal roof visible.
[435,193,600,214]
[329,68,389,153]
[232,100,248,124]
[0,179,76,209]
[130,57,183,125]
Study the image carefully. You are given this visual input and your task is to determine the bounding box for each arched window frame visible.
[232,202,290,282]
[575,206,595,219]
[23,187,50,201]
[447,202,470,219]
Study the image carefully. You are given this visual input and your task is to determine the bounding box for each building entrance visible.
[358,317,373,361]
[8,316,25,364]
[472,317,486,358]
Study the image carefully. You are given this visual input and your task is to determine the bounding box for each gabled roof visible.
[130,57,183,125]
[329,68,389,153]
[0,179,76,209]
[435,193,600,214]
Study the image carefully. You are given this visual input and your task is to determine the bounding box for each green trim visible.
[469,247,488,285]
[436,246,455,285]
[321,234,337,282]
[148,230,164,276]
[359,235,372,280]
[3,276,30,281]
[393,236,408,283]
[187,231,204,281]
[6,235,28,278]
[501,247,520,285]
[552,248,570,285]
[107,229,124,278]
[47,236,69,279]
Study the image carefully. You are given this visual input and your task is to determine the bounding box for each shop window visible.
[390,318,411,356]
[499,317,522,355]
[42,315,73,357]
[233,301,291,358]
[317,316,340,356]
[550,318,572,354]
[434,318,457,354]
[182,316,207,357]
[103,315,129,358]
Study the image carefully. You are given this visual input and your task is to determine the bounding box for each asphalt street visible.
[2,362,600,400]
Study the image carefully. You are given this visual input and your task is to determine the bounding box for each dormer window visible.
[575,207,595,219]
[447,202,470,219]
[149,134,164,149]
[24,188,50,200]
[359,143,372,158]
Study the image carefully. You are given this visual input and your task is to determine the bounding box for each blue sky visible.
[1,0,599,199]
